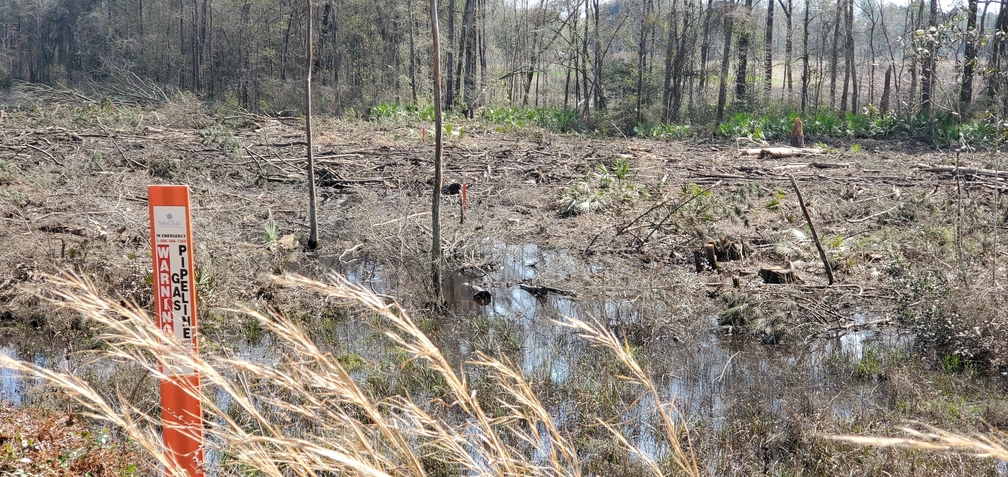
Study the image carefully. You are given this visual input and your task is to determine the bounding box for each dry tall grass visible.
[0,273,700,477]
[829,423,1008,463]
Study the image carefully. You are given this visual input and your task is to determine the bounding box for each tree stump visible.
[704,243,720,270]
[469,284,491,306]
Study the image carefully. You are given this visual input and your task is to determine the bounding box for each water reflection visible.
[0,240,924,469]
[0,341,67,405]
[426,242,919,464]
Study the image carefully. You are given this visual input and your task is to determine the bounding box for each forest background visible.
[2,0,1007,137]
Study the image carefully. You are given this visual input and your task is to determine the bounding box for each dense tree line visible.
[1,0,1006,127]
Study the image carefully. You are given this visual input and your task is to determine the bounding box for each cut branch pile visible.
[917,163,1008,190]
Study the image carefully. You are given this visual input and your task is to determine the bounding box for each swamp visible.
[1,86,1007,475]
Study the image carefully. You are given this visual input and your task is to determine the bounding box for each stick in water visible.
[788,173,834,285]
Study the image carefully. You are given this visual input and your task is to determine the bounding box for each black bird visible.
[442,182,462,195]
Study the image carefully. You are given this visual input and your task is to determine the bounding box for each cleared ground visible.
[1,87,1007,475]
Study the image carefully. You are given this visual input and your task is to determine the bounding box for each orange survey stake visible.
[148,185,205,477]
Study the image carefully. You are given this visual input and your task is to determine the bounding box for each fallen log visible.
[519,283,577,298]
[810,162,852,169]
[739,147,827,158]
[916,164,1008,179]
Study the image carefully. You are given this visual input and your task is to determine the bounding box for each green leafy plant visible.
[369,102,410,121]
[828,235,845,249]
[717,112,767,140]
[200,127,242,160]
[714,110,1001,147]
[264,211,279,245]
[559,181,605,216]
[765,189,787,211]
[479,107,581,132]
[559,159,646,216]
[854,346,885,381]
[612,158,630,180]
[195,263,217,297]
[814,142,837,154]
[443,123,463,138]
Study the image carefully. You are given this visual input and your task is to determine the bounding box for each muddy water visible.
[150,239,911,434]
[437,242,915,433]
[0,343,55,404]
[419,242,923,468]
[0,242,916,463]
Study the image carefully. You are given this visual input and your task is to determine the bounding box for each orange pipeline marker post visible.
[460,171,467,225]
[148,185,205,477]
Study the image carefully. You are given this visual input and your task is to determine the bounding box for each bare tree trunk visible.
[199,0,208,93]
[461,0,477,117]
[564,0,578,109]
[190,0,199,92]
[840,0,855,112]
[880,64,892,113]
[281,5,292,81]
[205,1,213,95]
[179,0,185,88]
[879,2,901,110]
[699,0,715,95]
[428,0,445,302]
[907,1,922,114]
[408,0,418,106]
[592,0,605,110]
[735,0,753,102]
[841,9,850,111]
[921,0,937,115]
[306,0,318,250]
[454,3,468,108]
[829,0,841,109]
[582,0,590,114]
[662,4,677,121]
[866,6,877,108]
[717,1,734,121]
[764,0,774,99]
[817,20,832,110]
[636,0,654,124]
[800,0,809,113]
[960,0,978,111]
[479,0,487,102]
[991,0,1008,116]
[445,0,456,110]
[779,0,793,94]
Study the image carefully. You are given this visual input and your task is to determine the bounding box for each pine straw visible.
[0,273,701,476]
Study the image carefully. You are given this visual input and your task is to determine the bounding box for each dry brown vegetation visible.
[0,405,141,476]
[0,273,702,476]
[0,84,1007,475]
